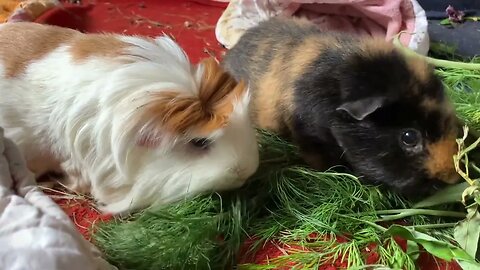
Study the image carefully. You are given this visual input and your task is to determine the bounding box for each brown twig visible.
[203,48,217,60]
[129,14,172,29]
[195,20,215,31]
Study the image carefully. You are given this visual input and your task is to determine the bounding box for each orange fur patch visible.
[0,22,78,77]
[255,55,286,132]
[142,57,246,136]
[424,133,460,184]
[0,22,129,77]
[421,98,441,111]
[421,98,456,119]
[358,38,396,58]
[253,35,323,133]
[289,36,328,79]
[70,34,128,62]
[406,57,432,84]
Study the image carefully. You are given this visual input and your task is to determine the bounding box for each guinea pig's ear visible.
[336,96,386,121]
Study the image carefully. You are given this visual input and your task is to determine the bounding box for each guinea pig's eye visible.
[189,138,212,150]
[400,129,422,147]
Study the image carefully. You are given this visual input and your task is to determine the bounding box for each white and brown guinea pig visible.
[222,17,461,197]
[0,22,259,214]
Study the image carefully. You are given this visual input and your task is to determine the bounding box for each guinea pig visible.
[0,22,259,214]
[222,17,461,197]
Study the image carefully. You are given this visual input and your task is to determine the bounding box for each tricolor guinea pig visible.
[0,22,259,214]
[222,17,461,197]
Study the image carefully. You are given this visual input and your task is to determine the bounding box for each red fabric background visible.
[37,0,227,63]
[37,1,461,269]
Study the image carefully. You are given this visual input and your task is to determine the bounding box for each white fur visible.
[0,32,259,214]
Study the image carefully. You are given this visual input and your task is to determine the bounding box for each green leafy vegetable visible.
[385,225,476,264]
[406,240,420,261]
[454,205,480,258]
[413,182,469,208]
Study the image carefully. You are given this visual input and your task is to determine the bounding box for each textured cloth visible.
[215,0,430,55]
[0,127,116,270]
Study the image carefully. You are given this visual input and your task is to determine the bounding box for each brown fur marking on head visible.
[0,22,78,77]
[420,98,456,122]
[69,34,129,62]
[359,38,432,84]
[424,132,460,184]
[421,98,442,111]
[420,96,457,120]
[359,38,439,102]
[141,57,246,136]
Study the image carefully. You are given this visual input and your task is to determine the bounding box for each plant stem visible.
[406,223,457,230]
[374,209,462,215]
[336,214,387,232]
[375,209,465,222]
[393,32,480,70]
[470,162,480,175]
[348,265,393,270]
[459,136,480,157]
[454,128,480,185]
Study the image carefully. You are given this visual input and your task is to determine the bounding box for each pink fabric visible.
[282,0,416,47]
[214,0,429,54]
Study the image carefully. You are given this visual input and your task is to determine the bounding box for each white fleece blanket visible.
[0,127,116,270]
